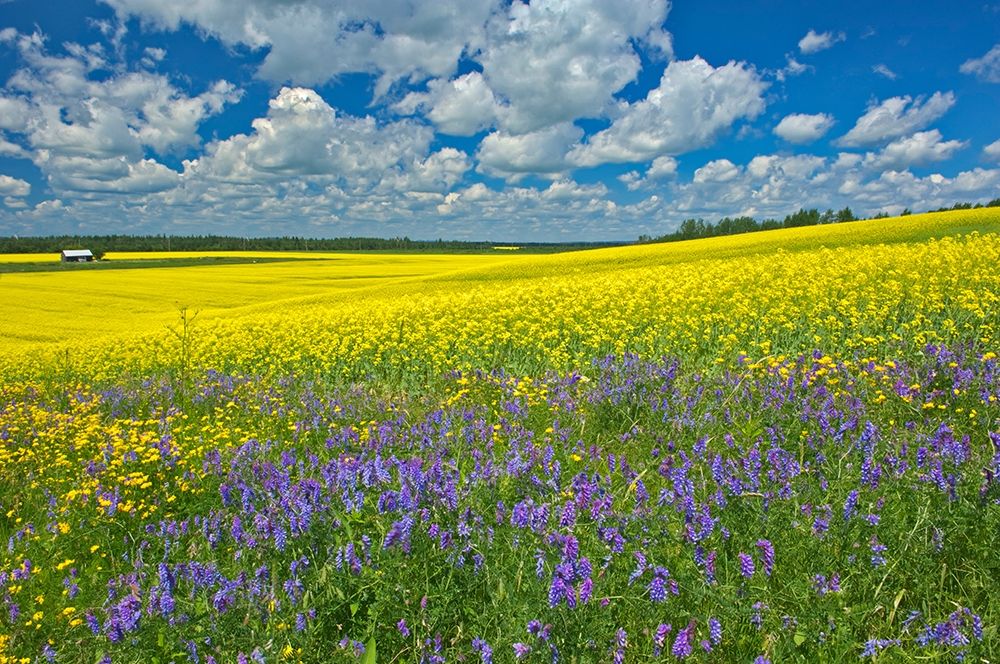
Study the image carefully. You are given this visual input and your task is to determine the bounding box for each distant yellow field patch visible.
[0,252,524,351]
[105,250,339,260]
[0,253,61,262]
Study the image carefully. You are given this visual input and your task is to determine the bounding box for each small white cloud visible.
[960,44,1000,83]
[693,158,740,183]
[798,29,846,55]
[773,112,835,144]
[984,138,1000,161]
[872,64,897,80]
[647,155,678,179]
[837,91,955,147]
[618,170,642,190]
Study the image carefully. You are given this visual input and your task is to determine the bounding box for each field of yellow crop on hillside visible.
[0,252,522,350]
[2,208,998,382]
[1,208,999,664]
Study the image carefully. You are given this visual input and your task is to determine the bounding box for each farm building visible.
[61,249,95,262]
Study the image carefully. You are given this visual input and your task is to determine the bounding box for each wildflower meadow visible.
[1,209,999,662]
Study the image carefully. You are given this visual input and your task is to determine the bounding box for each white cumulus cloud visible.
[960,44,1000,83]
[773,112,835,144]
[983,138,1000,161]
[798,29,845,55]
[570,56,768,166]
[872,64,897,80]
[836,92,956,147]
[862,130,967,171]
[693,159,740,183]
[395,72,498,137]
[476,123,583,178]
[0,174,31,197]
[189,87,435,182]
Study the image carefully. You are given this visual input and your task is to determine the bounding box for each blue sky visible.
[0,0,997,241]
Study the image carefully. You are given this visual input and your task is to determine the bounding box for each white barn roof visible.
[61,249,94,258]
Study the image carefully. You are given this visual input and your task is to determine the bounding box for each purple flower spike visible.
[738,551,755,578]
[755,539,774,577]
[708,617,722,645]
[672,621,695,659]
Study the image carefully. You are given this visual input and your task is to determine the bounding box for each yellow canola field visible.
[2,208,998,382]
[0,250,374,262]
[0,252,523,349]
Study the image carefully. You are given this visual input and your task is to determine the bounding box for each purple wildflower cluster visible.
[0,346,995,661]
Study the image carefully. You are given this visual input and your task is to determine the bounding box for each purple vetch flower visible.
[708,617,722,645]
[672,621,695,659]
[629,551,648,584]
[560,501,576,528]
[579,577,593,604]
[295,612,307,632]
[901,610,923,631]
[861,638,900,657]
[649,566,669,602]
[870,537,887,567]
[753,656,771,664]
[397,618,411,637]
[843,490,859,521]
[755,539,775,577]
[512,643,532,659]
[472,637,494,664]
[613,628,627,664]
[42,644,56,663]
[752,602,768,630]
[738,552,755,578]
[653,623,672,656]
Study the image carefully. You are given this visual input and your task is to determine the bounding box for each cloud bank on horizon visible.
[0,0,997,240]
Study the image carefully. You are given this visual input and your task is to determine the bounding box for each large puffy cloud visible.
[773,112,834,144]
[570,57,768,166]
[476,0,671,134]
[101,0,500,94]
[960,44,1000,83]
[187,87,437,183]
[0,29,239,197]
[392,0,672,137]
[476,123,583,178]
[798,29,845,55]
[108,0,672,133]
[862,130,967,171]
[836,92,955,147]
[395,72,498,137]
[42,156,181,193]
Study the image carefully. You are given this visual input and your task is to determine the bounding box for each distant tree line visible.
[637,198,1000,244]
[0,235,621,255]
